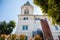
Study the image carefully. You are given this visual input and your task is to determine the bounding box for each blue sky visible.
[0,0,43,33]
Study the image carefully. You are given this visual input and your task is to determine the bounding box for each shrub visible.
[11,34,17,40]
[0,35,5,40]
[19,34,26,40]
[34,34,42,40]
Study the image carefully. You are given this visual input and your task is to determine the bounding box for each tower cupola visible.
[21,1,34,15]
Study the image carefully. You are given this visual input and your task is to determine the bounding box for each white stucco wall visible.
[15,15,60,40]
[15,1,60,40]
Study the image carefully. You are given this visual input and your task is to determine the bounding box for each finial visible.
[23,0,33,7]
[27,0,29,3]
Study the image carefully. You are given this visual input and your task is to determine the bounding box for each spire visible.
[23,1,33,7]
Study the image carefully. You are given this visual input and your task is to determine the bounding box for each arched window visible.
[23,17,28,20]
[24,9,29,14]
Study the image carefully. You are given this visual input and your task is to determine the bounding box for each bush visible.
[34,34,42,40]
[19,34,26,40]
[0,35,5,40]
[11,34,17,40]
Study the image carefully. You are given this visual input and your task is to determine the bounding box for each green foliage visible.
[34,0,48,14]
[0,20,16,34]
[8,21,16,28]
[0,21,7,34]
[33,0,60,25]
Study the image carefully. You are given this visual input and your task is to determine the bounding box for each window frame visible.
[23,17,28,20]
[22,25,28,30]
[35,18,40,20]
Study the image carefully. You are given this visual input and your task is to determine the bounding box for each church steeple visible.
[21,1,34,15]
[23,1,33,7]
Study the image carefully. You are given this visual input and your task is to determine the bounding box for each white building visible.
[15,1,60,40]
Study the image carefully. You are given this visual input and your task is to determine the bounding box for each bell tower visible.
[21,1,34,15]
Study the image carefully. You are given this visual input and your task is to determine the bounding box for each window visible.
[45,18,47,20]
[58,36,60,40]
[35,18,40,20]
[22,25,28,30]
[24,17,28,20]
[24,9,29,14]
[55,25,58,30]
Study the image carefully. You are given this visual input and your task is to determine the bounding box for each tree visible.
[0,21,7,34]
[6,21,16,34]
[0,20,16,34]
[33,0,60,25]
